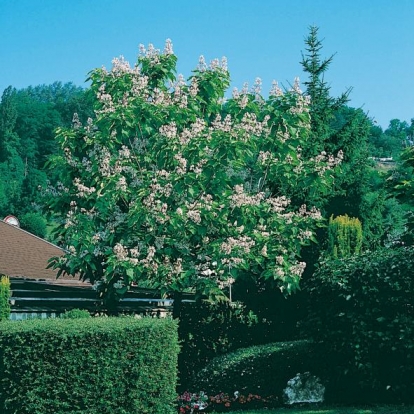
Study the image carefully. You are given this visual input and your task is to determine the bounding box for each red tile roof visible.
[0,220,74,280]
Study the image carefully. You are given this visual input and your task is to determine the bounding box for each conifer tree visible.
[300,26,371,220]
[300,26,350,157]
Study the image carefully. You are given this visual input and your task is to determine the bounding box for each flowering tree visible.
[47,40,342,310]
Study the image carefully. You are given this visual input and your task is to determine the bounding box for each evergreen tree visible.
[300,26,350,158]
[300,26,372,221]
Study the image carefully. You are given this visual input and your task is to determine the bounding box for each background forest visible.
[0,82,94,236]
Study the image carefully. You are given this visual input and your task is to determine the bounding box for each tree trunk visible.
[172,291,183,319]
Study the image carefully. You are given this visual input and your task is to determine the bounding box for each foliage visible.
[46,40,342,306]
[177,301,259,390]
[188,340,325,403]
[19,212,47,238]
[326,215,363,258]
[0,275,11,321]
[0,316,179,414]
[59,308,91,319]
[305,247,414,403]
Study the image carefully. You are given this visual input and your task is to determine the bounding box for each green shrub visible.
[60,308,91,319]
[0,275,11,321]
[305,246,414,403]
[177,301,259,391]
[19,212,47,238]
[188,340,325,403]
[0,317,179,414]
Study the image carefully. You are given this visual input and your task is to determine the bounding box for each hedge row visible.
[0,317,179,414]
[305,246,414,403]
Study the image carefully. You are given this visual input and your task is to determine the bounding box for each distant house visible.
[0,219,93,319]
[0,218,66,280]
[0,219,176,319]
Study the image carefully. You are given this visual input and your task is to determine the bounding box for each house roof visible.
[0,219,75,280]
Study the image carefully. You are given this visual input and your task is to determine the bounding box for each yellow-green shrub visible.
[0,275,11,321]
[327,214,363,258]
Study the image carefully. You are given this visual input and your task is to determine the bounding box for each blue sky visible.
[1,0,413,129]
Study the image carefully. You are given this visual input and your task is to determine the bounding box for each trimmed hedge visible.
[189,340,326,403]
[0,317,179,414]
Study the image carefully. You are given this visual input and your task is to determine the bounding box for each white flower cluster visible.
[197,55,227,73]
[234,113,269,140]
[178,118,206,145]
[298,204,323,220]
[257,151,275,164]
[289,94,311,115]
[73,178,96,198]
[298,229,313,241]
[267,196,290,213]
[290,261,306,276]
[230,184,265,208]
[232,84,249,109]
[169,74,188,108]
[111,55,140,76]
[116,176,127,192]
[113,243,128,261]
[252,77,262,98]
[164,38,174,55]
[139,43,161,64]
[189,77,199,97]
[189,158,207,176]
[209,56,228,71]
[159,122,178,139]
[269,80,284,97]
[118,145,131,160]
[131,75,149,97]
[143,191,170,223]
[186,209,201,224]
[174,152,187,175]
[311,150,344,176]
[221,235,255,255]
[96,84,115,114]
[211,114,232,132]
[291,77,302,94]
[64,210,77,229]
[72,113,82,129]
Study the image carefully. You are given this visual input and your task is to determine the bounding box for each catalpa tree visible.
[47,40,342,309]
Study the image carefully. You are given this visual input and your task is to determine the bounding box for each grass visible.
[218,406,414,414]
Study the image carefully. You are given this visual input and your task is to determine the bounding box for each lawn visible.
[218,406,414,414]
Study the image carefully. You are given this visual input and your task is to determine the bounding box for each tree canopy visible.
[46,41,343,306]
